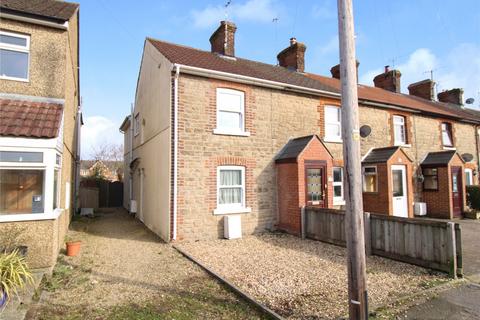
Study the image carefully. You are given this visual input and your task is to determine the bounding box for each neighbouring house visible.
[80,160,123,182]
[120,21,480,241]
[0,0,81,268]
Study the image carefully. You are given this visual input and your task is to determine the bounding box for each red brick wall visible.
[276,162,300,234]
[423,166,451,218]
[363,163,390,214]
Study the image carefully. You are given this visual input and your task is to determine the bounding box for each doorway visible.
[392,165,408,217]
[451,166,463,217]
[305,162,326,207]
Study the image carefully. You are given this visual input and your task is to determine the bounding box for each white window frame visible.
[393,115,407,146]
[324,105,342,142]
[213,88,250,137]
[362,166,378,193]
[0,30,30,82]
[333,167,345,205]
[465,168,473,186]
[134,113,140,136]
[214,165,251,215]
[441,122,453,147]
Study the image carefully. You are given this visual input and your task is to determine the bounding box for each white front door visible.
[392,165,408,217]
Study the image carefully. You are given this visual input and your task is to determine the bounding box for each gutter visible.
[0,12,68,30]
[172,65,180,241]
[174,64,341,99]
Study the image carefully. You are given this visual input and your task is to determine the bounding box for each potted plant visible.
[65,237,82,257]
[0,249,34,309]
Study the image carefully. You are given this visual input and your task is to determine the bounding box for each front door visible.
[451,166,463,217]
[392,165,408,217]
[306,165,326,207]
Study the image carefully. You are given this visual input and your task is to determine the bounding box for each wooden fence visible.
[302,207,462,278]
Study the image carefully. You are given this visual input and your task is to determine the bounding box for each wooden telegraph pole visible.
[336,0,368,319]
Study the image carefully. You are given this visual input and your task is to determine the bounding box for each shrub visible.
[466,185,480,210]
[0,249,34,305]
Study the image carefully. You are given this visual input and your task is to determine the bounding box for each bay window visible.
[324,106,342,142]
[0,31,30,81]
[0,169,44,214]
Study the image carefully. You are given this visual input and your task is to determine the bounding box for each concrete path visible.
[402,219,480,319]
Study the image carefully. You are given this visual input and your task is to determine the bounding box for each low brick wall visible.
[0,210,69,269]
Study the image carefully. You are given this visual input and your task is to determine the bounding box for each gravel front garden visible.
[178,233,450,319]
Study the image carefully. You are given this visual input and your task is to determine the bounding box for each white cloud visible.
[359,44,480,107]
[81,116,123,159]
[191,0,279,29]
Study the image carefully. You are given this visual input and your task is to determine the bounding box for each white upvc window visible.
[0,31,30,81]
[214,88,250,136]
[441,122,453,147]
[324,106,342,142]
[393,115,407,145]
[333,167,344,205]
[214,165,251,215]
[465,168,473,186]
[134,113,140,136]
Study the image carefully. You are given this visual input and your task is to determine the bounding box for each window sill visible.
[0,208,64,222]
[213,129,251,137]
[324,137,343,143]
[395,143,411,148]
[213,207,252,215]
[442,146,456,150]
[0,75,29,83]
[334,200,346,206]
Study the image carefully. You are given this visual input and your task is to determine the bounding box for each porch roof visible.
[362,146,401,164]
[421,150,458,166]
[0,98,64,139]
[275,135,315,162]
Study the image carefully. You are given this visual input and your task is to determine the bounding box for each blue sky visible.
[79,0,480,158]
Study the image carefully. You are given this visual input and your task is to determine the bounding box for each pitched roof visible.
[0,0,79,22]
[147,37,480,124]
[0,98,63,138]
[421,150,458,166]
[275,135,315,162]
[148,38,338,94]
[362,146,401,164]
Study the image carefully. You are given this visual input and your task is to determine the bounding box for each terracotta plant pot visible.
[66,241,81,257]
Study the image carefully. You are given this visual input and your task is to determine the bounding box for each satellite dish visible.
[465,98,475,105]
[360,125,372,138]
[462,153,474,162]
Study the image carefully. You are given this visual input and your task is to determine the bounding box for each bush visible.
[466,185,480,210]
[0,249,34,305]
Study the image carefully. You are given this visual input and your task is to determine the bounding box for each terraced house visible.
[121,21,479,241]
[0,0,81,268]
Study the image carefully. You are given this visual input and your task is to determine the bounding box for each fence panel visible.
[304,207,462,277]
[79,187,99,209]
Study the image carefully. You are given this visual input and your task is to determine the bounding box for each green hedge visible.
[466,185,480,210]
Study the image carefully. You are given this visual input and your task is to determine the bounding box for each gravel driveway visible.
[26,209,268,319]
[178,233,449,319]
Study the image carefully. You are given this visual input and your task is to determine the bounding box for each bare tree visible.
[89,142,124,181]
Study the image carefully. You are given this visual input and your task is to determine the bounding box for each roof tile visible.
[0,0,78,21]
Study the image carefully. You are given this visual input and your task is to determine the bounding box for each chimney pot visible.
[408,79,435,100]
[330,61,360,82]
[209,21,237,57]
[437,88,464,105]
[277,38,307,72]
[373,68,401,93]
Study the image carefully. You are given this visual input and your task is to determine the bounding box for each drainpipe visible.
[173,64,180,241]
[73,103,82,215]
[129,103,134,213]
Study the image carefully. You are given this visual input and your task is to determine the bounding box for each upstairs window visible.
[0,31,30,81]
[441,122,453,147]
[362,166,377,193]
[215,88,246,135]
[393,115,407,145]
[324,106,342,142]
[134,113,140,136]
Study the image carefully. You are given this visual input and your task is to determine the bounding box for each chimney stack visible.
[277,37,307,72]
[330,61,360,81]
[373,66,401,93]
[408,79,435,100]
[437,88,464,105]
[209,21,237,57]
